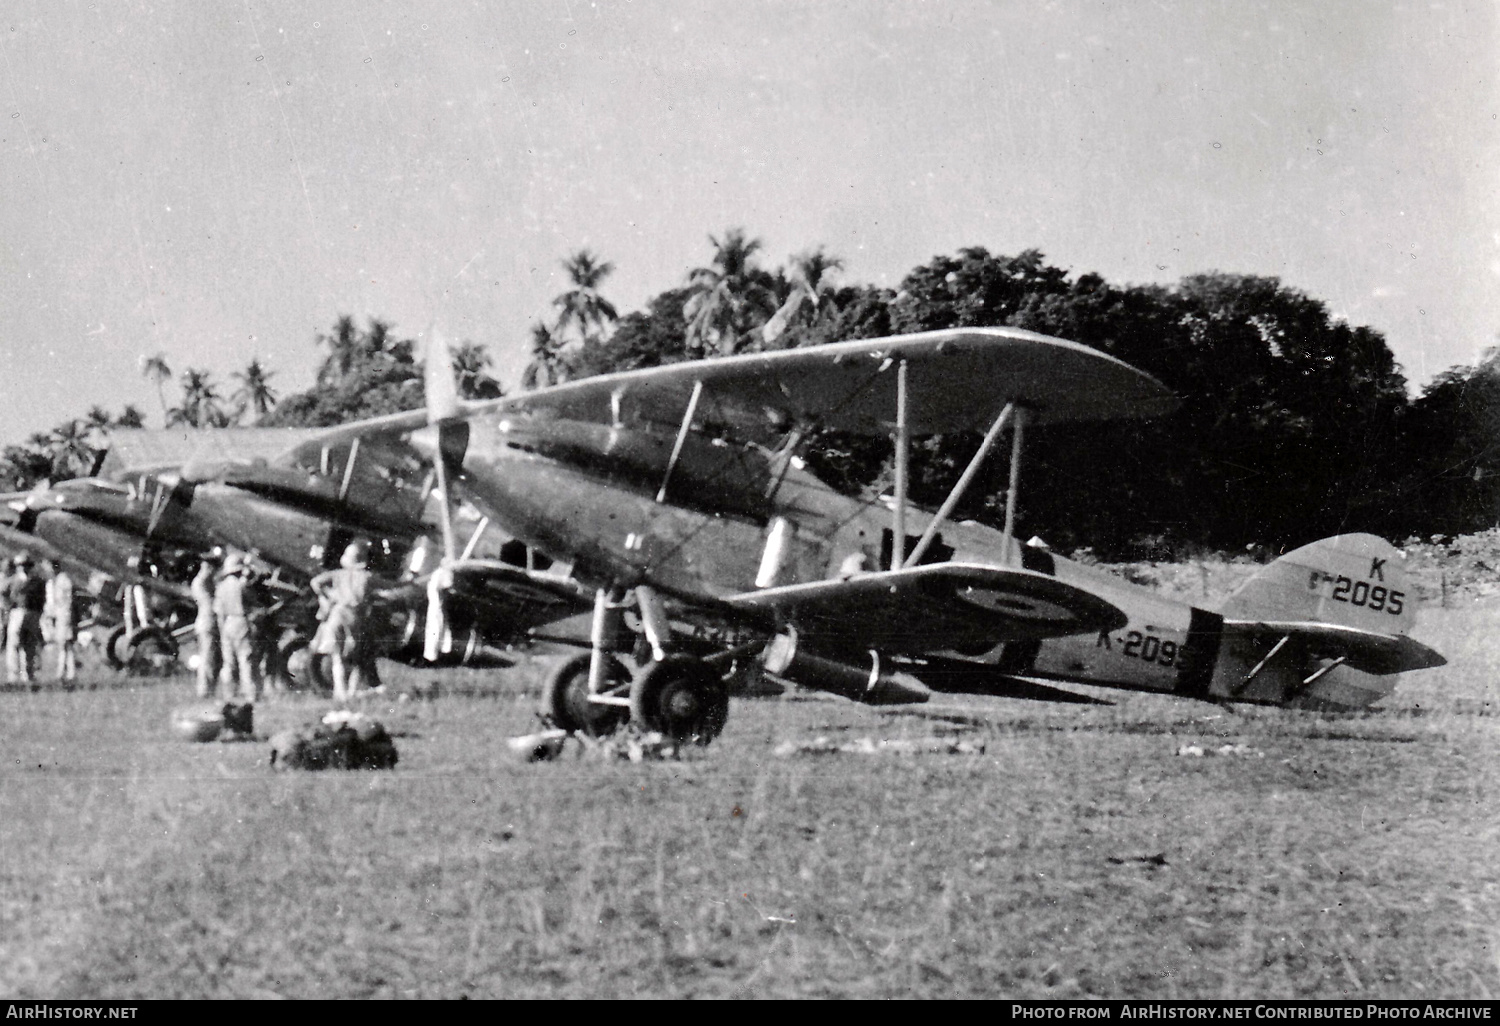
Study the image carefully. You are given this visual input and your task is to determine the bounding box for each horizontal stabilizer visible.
[1221,619,1446,676]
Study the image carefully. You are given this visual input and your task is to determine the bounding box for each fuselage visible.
[446,411,1227,699]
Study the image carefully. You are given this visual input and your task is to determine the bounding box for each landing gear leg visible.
[542,587,632,736]
[542,652,630,736]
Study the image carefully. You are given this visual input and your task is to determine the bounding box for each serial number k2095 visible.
[1307,571,1404,615]
[1096,629,1179,666]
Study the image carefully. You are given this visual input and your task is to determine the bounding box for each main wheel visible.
[125,626,179,677]
[278,635,332,695]
[542,651,630,737]
[629,655,729,745]
[104,624,130,670]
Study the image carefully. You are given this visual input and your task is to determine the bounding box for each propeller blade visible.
[423,565,453,662]
[423,327,468,565]
[424,327,461,424]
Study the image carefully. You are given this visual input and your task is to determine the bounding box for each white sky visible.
[0,0,1496,444]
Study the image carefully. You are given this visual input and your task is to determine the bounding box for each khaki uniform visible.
[190,565,218,698]
[45,571,76,682]
[0,574,11,655]
[311,565,378,700]
[214,572,257,701]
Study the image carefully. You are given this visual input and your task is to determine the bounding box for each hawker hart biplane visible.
[1,426,590,681]
[288,326,1443,743]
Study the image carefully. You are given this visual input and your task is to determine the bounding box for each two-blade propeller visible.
[421,329,469,662]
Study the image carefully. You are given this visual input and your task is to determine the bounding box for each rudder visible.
[1219,533,1417,638]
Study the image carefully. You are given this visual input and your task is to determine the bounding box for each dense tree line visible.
[519,236,1500,557]
[4,233,1495,557]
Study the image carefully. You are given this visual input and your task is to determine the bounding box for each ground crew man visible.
[190,559,218,698]
[45,561,77,683]
[214,553,259,701]
[5,555,46,684]
[244,563,281,696]
[0,557,12,657]
[311,541,378,702]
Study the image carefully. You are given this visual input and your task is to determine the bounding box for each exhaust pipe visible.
[762,631,930,705]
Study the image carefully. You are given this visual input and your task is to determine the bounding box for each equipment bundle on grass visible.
[269,711,397,770]
[170,702,254,743]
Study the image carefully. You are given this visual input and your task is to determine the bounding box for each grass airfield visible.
[0,597,1496,1000]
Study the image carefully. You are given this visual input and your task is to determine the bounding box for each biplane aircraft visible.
[288,326,1443,743]
[0,426,590,680]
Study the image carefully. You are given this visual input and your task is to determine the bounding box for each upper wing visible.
[98,428,326,481]
[269,328,1176,472]
[724,562,1127,654]
[499,327,1177,437]
[181,430,435,533]
[1221,618,1446,675]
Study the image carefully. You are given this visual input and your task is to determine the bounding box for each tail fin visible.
[1211,534,1442,710]
[1220,533,1418,638]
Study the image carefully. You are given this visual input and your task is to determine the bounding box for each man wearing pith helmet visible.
[311,540,379,701]
[45,560,77,683]
[213,552,259,701]
[5,554,46,684]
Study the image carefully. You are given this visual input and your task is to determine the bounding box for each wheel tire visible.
[125,626,179,677]
[629,654,729,745]
[542,652,630,737]
[278,635,332,695]
[104,625,130,670]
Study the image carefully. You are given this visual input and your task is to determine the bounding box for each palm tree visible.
[49,420,96,479]
[790,247,844,303]
[763,246,845,346]
[83,406,114,438]
[114,405,146,429]
[359,318,395,362]
[552,250,619,345]
[452,342,503,400]
[139,352,172,422]
[170,368,227,428]
[232,358,279,422]
[316,315,360,386]
[0,444,52,490]
[521,322,570,391]
[683,228,777,356]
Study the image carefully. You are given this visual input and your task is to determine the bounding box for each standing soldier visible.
[45,561,77,683]
[243,562,281,697]
[0,556,13,658]
[311,541,378,702]
[213,553,259,701]
[5,555,46,684]
[190,559,218,698]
